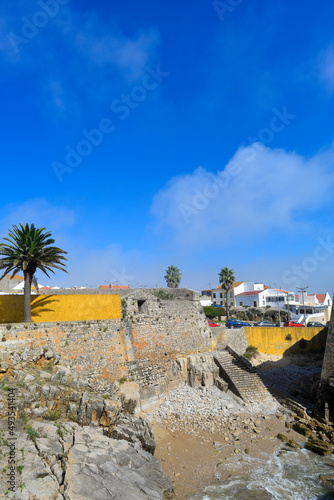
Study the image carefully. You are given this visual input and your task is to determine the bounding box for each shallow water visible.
[189,446,334,500]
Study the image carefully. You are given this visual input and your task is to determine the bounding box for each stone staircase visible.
[214,349,274,403]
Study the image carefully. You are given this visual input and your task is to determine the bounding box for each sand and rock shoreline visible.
[142,352,327,499]
[143,385,301,499]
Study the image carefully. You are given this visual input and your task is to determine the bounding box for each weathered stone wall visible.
[321,308,334,383]
[121,290,211,401]
[40,287,199,300]
[210,327,248,355]
[0,293,212,402]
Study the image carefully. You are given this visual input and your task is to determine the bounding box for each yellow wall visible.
[244,326,327,355]
[0,294,122,323]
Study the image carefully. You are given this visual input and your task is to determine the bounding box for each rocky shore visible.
[142,352,332,499]
[143,384,298,499]
[0,351,332,499]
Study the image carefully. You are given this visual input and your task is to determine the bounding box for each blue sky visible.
[1,0,334,294]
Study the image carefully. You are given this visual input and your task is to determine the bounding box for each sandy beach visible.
[151,413,303,499]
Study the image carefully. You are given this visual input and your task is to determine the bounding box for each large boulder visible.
[109,414,156,454]
[64,426,175,500]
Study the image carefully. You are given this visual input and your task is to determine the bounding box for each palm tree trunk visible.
[23,271,32,322]
[226,288,230,321]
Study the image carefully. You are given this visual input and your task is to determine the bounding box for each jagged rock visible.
[64,427,175,500]
[109,414,156,454]
[287,439,300,449]
[187,355,219,388]
[0,425,62,499]
[71,377,87,390]
[41,384,59,400]
[305,437,333,456]
[277,433,289,442]
[320,474,334,486]
[100,399,122,427]
[293,422,312,436]
[117,381,140,414]
[214,376,229,392]
[77,392,105,425]
[31,406,48,417]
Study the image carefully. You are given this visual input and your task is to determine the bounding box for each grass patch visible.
[243,345,258,360]
[44,410,61,421]
[153,290,175,300]
[25,425,39,442]
[44,361,54,374]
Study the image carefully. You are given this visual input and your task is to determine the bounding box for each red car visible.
[283,321,305,327]
[207,319,220,327]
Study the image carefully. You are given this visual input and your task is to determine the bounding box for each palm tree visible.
[218,267,235,321]
[0,224,68,322]
[164,265,182,288]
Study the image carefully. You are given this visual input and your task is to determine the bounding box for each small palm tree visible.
[218,267,235,321]
[164,265,182,288]
[0,224,68,322]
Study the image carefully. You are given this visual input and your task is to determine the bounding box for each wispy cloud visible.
[0,4,160,115]
[150,144,334,245]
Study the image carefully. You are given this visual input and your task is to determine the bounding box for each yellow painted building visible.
[0,294,122,323]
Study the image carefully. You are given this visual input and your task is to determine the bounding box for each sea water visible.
[189,446,334,500]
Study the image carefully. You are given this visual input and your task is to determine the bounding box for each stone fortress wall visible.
[0,290,212,402]
[0,288,330,409]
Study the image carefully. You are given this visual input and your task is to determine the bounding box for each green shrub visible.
[153,290,174,300]
[121,299,127,319]
[44,410,61,421]
[203,306,225,319]
[243,345,258,360]
[25,425,39,442]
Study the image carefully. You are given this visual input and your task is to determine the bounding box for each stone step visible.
[214,350,274,403]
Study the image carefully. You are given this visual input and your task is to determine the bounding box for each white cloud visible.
[150,144,334,245]
[0,4,159,114]
[73,25,159,81]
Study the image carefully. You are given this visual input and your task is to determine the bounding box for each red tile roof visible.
[99,285,110,289]
[316,294,327,304]
[236,290,264,296]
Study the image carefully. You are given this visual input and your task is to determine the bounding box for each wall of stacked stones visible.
[122,290,211,399]
[321,306,334,382]
[40,287,199,300]
[0,293,212,398]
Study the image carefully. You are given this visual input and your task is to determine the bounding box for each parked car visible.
[207,319,220,327]
[254,320,277,327]
[226,319,252,329]
[283,321,305,327]
[306,321,324,327]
